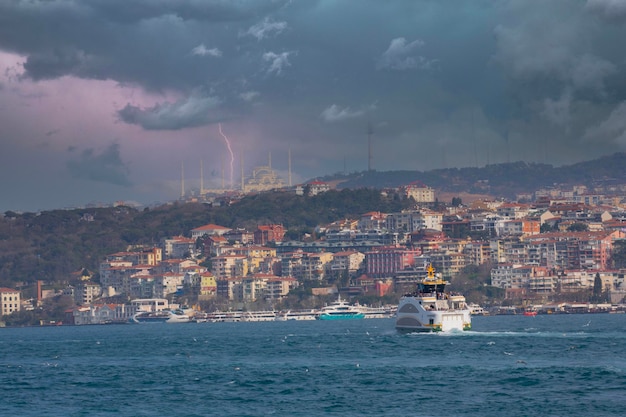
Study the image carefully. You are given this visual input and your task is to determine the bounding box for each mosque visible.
[181,151,291,199]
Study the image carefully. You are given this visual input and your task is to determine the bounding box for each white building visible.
[74,281,102,306]
[0,288,20,316]
[403,181,435,203]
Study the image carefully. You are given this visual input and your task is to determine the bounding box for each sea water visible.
[1,314,625,416]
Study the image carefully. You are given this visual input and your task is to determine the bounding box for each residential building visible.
[365,246,421,278]
[212,254,249,279]
[330,251,365,274]
[300,252,334,280]
[254,224,285,245]
[402,181,435,203]
[162,236,197,259]
[74,281,102,306]
[0,288,20,316]
[199,272,217,298]
[191,223,231,239]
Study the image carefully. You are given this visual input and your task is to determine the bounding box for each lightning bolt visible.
[218,123,235,189]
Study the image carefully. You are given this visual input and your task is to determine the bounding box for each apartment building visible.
[365,246,421,278]
[0,288,20,316]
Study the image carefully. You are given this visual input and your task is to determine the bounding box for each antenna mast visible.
[200,160,204,195]
[367,122,374,171]
[288,147,292,187]
[180,161,185,198]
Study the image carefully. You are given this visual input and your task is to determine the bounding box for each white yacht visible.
[395,265,471,332]
[316,296,365,320]
[468,303,488,316]
[131,309,190,324]
[275,309,319,321]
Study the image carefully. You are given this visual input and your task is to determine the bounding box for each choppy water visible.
[1,314,625,416]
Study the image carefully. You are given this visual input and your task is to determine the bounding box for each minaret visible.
[221,159,224,190]
[240,152,245,192]
[200,160,204,195]
[180,161,185,198]
[268,151,272,169]
[367,122,373,171]
[288,147,292,187]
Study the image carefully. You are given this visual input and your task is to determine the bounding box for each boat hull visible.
[132,310,190,324]
[395,297,471,332]
[317,313,365,320]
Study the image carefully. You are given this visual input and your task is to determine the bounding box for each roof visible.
[406,180,427,187]
[192,224,230,231]
[0,287,19,293]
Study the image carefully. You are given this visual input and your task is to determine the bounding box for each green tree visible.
[567,222,589,232]
[611,239,626,269]
[592,273,603,303]
[540,222,557,233]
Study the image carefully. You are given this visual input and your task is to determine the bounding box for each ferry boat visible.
[395,264,471,332]
[359,305,397,319]
[131,309,191,324]
[275,309,319,321]
[241,310,277,322]
[316,296,365,320]
[204,311,243,322]
[468,303,488,316]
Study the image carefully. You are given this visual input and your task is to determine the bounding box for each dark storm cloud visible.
[117,92,223,130]
[2,0,626,171]
[22,47,89,80]
[66,143,132,186]
[0,0,290,88]
[586,0,626,23]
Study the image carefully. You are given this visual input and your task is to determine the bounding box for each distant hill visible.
[321,152,626,198]
[3,152,626,289]
[0,189,414,288]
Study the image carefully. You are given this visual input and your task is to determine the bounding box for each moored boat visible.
[359,305,396,319]
[468,303,488,316]
[316,296,365,320]
[241,310,277,322]
[275,309,319,321]
[131,309,191,324]
[395,264,471,332]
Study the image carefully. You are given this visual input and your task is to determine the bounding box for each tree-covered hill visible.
[5,151,626,291]
[327,152,626,198]
[0,189,413,288]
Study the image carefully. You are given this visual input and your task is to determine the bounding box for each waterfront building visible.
[74,281,102,306]
[0,288,20,316]
[199,272,217,298]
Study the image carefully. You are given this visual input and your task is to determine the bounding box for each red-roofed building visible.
[254,224,285,245]
[191,224,232,239]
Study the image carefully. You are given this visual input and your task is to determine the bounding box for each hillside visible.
[0,189,413,289]
[3,152,626,291]
[324,152,626,198]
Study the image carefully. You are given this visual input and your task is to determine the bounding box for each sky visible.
[2,0,626,212]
